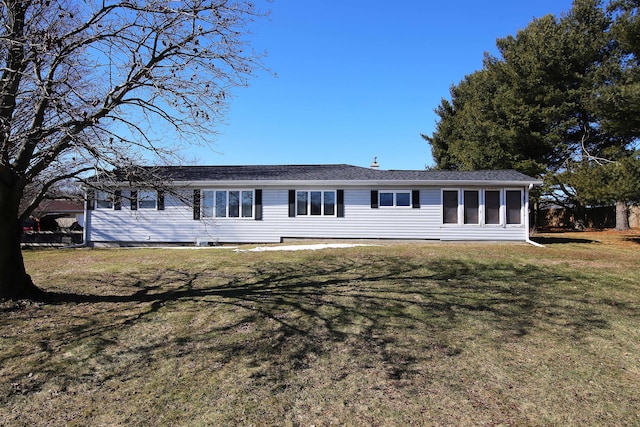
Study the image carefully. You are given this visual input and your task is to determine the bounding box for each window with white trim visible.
[484,190,501,225]
[324,191,336,215]
[138,190,157,209]
[442,188,524,226]
[241,191,253,218]
[379,191,411,207]
[203,191,215,218]
[463,190,479,224]
[506,190,522,225]
[296,191,336,216]
[442,190,459,224]
[96,191,113,209]
[201,190,254,218]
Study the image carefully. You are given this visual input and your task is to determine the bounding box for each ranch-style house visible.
[84,163,542,246]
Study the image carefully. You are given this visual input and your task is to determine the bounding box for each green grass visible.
[1,232,639,426]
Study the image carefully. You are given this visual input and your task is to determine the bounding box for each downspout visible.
[525,183,544,248]
[62,188,91,249]
[526,237,544,248]
[82,187,90,246]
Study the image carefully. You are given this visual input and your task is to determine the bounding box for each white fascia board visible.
[159,179,543,188]
[427,179,544,187]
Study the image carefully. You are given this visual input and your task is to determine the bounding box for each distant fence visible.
[534,205,640,229]
[21,231,83,246]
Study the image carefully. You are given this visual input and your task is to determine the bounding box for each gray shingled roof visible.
[108,164,540,184]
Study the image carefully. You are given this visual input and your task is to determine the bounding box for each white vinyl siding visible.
[87,186,530,244]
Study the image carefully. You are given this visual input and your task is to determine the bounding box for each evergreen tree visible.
[560,151,640,229]
[425,0,640,229]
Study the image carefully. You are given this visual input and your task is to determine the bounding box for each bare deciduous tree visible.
[0,0,267,298]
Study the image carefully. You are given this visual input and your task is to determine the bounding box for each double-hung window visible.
[96,191,113,209]
[203,191,215,218]
[241,191,254,218]
[202,190,254,218]
[229,191,240,217]
[323,191,336,215]
[138,190,157,209]
[296,191,336,216]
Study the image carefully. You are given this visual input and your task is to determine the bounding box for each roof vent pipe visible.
[370,156,379,169]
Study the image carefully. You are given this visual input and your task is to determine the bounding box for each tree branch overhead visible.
[0,0,268,297]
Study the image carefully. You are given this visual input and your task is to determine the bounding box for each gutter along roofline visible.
[107,178,543,188]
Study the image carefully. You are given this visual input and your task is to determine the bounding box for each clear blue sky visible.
[185,0,575,170]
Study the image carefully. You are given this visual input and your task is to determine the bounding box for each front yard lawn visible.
[1,231,639,426]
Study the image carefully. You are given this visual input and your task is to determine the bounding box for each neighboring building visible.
[84,164,542,246]
[31,199,85,230]
[22,199,85,246]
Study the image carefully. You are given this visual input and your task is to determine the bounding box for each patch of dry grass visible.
[1,231,639,426]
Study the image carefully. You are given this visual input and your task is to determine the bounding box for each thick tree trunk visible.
[0,215,38,298]
[0,171,40,299]
[614,200,630,231]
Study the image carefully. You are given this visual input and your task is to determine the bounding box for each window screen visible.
[485,191,501,224]
[443,190,459,224]
[506,190,522,224]
[464,190,479,224]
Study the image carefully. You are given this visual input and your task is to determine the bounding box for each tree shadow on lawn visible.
[529,236,599,245]
[625,237,640,245]
[4,255,619,398]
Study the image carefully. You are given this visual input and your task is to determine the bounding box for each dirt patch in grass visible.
[2,232,639,425]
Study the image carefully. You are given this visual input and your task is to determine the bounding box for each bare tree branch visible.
[2,0,267,209]
[0,0,269,296]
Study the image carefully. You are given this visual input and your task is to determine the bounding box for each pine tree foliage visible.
[424,0,640,229]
